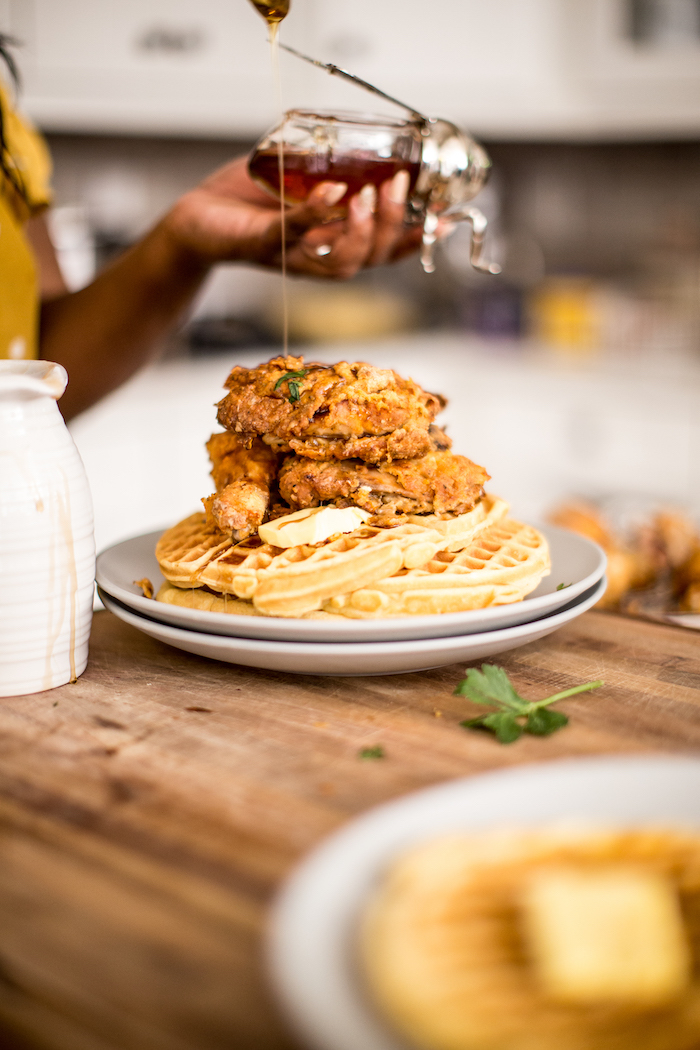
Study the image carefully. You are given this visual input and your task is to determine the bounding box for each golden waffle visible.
[155,498,509,618]
[157,515,449,616]
[156,513,281,593]
[154,582,335,619]
[250,499,511,617]
[361,828,700,1050]
[155,581,263,616]
[406,495,508,551]
[155,499,511,619]
[155,513,246,588]
[323,518,550,618]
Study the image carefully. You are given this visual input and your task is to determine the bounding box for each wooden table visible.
[0,609,699,1050]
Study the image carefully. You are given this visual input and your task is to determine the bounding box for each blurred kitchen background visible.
[2,0,700,551]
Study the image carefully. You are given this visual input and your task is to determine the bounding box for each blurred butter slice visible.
[259,505,370,548]
[523,867,691,1005]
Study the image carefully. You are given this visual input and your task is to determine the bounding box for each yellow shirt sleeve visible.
[0,81,53,219]
[0,80,53,359]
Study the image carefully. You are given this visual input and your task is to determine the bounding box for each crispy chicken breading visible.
[202,432,278,540]
[216,355,444,463]
[278,449,490,524]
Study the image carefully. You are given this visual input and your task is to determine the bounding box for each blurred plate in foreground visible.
[269,755,700,1050]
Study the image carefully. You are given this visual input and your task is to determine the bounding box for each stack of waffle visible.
[155,356,550,619]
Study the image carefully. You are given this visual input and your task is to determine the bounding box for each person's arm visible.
[30,157,421,421]
[27,214,210,419]
[24,213,68,299]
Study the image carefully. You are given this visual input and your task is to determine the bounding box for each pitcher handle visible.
[447,204,502,275]
[421,205,501,276]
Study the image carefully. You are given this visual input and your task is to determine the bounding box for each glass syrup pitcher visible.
[248,44,500,276]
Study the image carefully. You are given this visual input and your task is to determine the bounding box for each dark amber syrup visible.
[251,0,290,24]
[249,149,422,206]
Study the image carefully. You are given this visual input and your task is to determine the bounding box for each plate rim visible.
[98,575,606,656]
[96,523,607,642]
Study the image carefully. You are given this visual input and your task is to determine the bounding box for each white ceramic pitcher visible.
[0,361,95,696]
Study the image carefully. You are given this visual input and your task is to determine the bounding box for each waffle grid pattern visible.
[154,497,549,619]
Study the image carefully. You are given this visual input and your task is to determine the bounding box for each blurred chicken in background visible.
[550,500,700,613]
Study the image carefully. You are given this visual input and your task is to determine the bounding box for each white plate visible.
[96,525,606,643]
[269,755,700,1050]
[98,576,605,677]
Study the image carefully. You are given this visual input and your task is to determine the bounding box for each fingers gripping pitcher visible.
[0,362,95,696]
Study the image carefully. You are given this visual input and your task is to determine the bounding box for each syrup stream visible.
[269,23,289,355]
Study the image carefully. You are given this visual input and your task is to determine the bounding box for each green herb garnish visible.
[455,664,603,744]
[556,582,572,591]
[274,369,309,403]
[359,745,385,760]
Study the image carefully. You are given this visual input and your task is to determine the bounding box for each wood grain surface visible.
[0,608,699,1050]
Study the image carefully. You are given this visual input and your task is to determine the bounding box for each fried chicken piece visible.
[202,432,278,540]
[216,355,445,463]
[278,449,489,524]
[654,510,700,571]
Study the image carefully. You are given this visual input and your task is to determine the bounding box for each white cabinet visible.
[3,0,700,138]
[303,0,700,138]
[4,0,317,136]
[560,0,700,138]
[304,0,568,134]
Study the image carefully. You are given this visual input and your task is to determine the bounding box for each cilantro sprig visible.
[274,369,309,403]
[359,745,385,760]
[455,664,603,744]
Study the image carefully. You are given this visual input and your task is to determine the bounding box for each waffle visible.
[155,581,263,616]
[156,513,280,594]
[155,497,509,618]
[154,582,336,619]
[405,495,508,551]
[361,828,700,1050]
[323,518,550,618]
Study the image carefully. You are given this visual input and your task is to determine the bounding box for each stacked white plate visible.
[96,525,606,676]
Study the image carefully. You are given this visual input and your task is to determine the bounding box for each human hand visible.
[161,156,423,279]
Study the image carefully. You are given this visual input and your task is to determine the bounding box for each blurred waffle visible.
[362,827,700,1050]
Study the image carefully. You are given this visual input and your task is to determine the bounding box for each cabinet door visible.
[306,0,700,138]
[7,0,315,136]
[305,0,564,134]
[7,0,699,139]
[562,0,700,137]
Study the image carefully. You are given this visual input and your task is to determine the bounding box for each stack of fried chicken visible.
[202,355,490,540]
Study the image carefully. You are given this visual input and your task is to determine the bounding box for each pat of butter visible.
[523,867,691,1005]
[258,505,371,548]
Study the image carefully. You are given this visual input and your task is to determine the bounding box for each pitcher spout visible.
[0,361,68,401]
